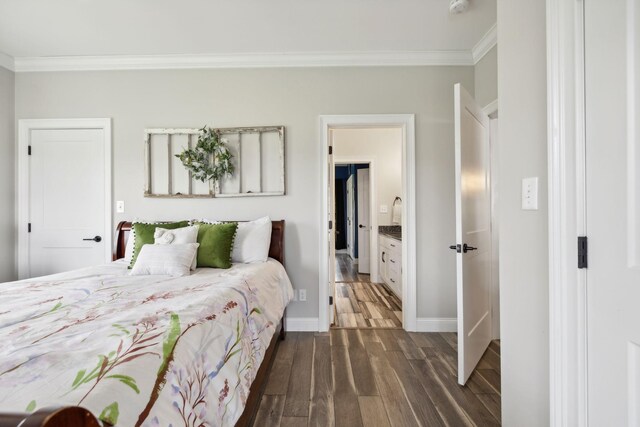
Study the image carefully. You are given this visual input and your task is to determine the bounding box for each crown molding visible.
[12,50,475,72]
[0,51,15,71]
[472,23,498,64]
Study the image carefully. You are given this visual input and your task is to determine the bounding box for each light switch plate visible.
[116,200,125,213]
[380,205,388,214]
[522,177,539,210]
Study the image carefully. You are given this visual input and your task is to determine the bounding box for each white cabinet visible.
[378,234,402,299]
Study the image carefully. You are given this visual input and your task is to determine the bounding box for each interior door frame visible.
[546,0,588,425]
[17,118,113,279]
[335,158,376,280]
[319,114,416,332]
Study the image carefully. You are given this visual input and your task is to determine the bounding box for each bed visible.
[0,220,292,427]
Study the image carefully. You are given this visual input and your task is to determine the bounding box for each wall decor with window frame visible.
[144,126,285,198]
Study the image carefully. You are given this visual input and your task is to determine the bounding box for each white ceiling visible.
[0,0,496,58]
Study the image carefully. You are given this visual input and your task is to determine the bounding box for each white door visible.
[453,83,492,385]
[357,168,371,274]
[28,128,108,277]
[346,175,356,260]
[585,1,640,424]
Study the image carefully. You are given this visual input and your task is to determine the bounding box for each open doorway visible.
[487,108,500,343]
[320,115,415,331]
[334,163,369,271]
[333,157,402,328]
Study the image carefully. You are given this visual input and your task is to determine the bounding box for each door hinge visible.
[578,236,588,269]
[28,145,32,156]
[329,220,333,230]
[329,296,333,305]
[328,146,333,155]
[28,223,31,233]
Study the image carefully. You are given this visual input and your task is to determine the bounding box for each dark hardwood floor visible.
[255,329,502,426]
[335,282,402,328]
[335,253,369,283]
[334,253,402,329]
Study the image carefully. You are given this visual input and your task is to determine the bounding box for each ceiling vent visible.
[450,0,469,14]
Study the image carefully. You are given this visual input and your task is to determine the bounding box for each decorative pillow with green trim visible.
[195,222,238,269]
[129,221,190,268]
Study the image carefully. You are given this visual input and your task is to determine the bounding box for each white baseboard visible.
[286,317,319,332]
[285,317,456,332]
[415,317,458,332]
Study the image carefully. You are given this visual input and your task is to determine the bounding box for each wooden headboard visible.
[114,220,285,266]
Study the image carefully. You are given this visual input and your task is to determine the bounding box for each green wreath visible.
[175,126,234,184]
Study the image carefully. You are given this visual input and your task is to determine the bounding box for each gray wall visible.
[475,45,498,109]
[497,0,549,424]
[15,66,474,320]
[0,66,14,282]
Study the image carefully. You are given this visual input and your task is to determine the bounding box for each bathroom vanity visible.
[378,226,402,299]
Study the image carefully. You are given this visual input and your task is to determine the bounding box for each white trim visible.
[472,24,498,64]
[546,0,588,425]
[333,156,379,283]
[285,317,319,332]
[415,318,458,333]
[17,119,113,279]
[483,99,499,117]
[0,51,14,71]
[628,0,640,270]
[319,114,416,332]
[13,51,475,72]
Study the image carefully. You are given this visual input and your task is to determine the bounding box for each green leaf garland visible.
[175,126,234,184]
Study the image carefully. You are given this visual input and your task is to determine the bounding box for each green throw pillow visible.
[129,221,190,268]
[196,222,238,269]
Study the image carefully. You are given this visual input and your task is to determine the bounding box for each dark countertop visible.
[379,225,402,241]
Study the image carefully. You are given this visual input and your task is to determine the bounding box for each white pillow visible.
[232,216,272,263]
[130,243,199,277]
[124,220,188,264]
[123,233,135,264]
[154,225,199,270]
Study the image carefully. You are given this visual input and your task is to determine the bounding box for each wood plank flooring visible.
[255,330,502,426]
[334,254,402,329]
[335,282,402,328]
[335,253,369,283]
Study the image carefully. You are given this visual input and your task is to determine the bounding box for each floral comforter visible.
[0,259,293,426]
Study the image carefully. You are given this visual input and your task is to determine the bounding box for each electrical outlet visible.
[379,205,388,214]
[298,289,307,302]
[116,201,125,213]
